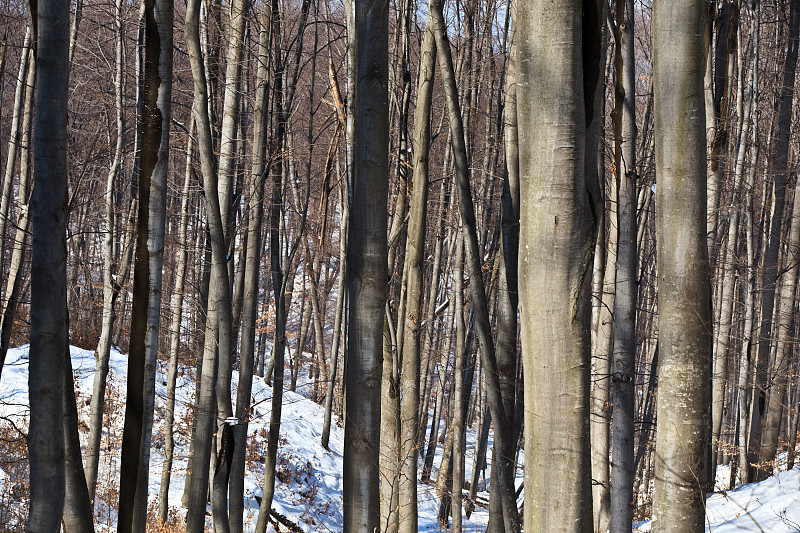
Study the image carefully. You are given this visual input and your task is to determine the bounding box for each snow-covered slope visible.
[0,345,496,531]
[2,345,798,532]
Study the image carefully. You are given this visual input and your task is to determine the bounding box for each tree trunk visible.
[116,0,172,527]
[85,0,125,500]
[430,1,520,529]
[396,11,436,532]
[748,0,800,482]
[62,346,95,533]
[0,28,31,279]
[228,15,270,533]
[610,0,637,530]
[0,46,34,379]
[757,167,800,477]
[516,0,602,530]
[652,1,712,531]
[26,0,71,526]
[184,0,235,524]
[157,121,195,523]
[341,0,388,529]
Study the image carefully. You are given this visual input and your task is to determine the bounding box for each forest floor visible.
[0,345,500,531]
[0,345,797,532]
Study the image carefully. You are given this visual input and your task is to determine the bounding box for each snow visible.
[2,345,799,532]
[0,345,498,531]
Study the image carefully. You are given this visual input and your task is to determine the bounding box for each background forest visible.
[0,0,798,531]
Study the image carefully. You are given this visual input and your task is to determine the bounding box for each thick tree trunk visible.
[652,2,712,531]
[26,0,71,527]
[341,0,388,529]
[517,0,602,531]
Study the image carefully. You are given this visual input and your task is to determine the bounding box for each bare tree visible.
[26,0,71,529]
[652,1,712,531]
[610,0,637,529]
[341,0,389,530]
[516,0,602,530]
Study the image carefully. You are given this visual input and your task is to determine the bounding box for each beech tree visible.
[652,1,711,531]
[516,0,602,530]
[26,0,70,530]
[342,0,388,530]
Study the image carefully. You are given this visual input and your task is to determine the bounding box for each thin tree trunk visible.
[757,169,800,477]
[228,15,270,532]
[379,312,400,533]
[85,0,125,500]
[430,1,520,529]
[116,0,172,527]
[396,12,435,532]
[0,28,31,275]
[322,173,348,449]
[184,0,235,523]
[157,121,195,523]
[748,0,800,482]
[610,0,637,529]
[0,48,34,378]
[712,23,756,481]
[451,235,466,532]
[62,345,95,533]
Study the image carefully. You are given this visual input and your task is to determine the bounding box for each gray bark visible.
[0,28,31,275]
[0,46,34,379]
[652,1,712,531]
[26,0,71,527]
[516,0,602,530]
[396,11,435,532]
[228,16,270,533]
[184,0,235,524]
[431,0,520,529]
[341,0,388,529]
[62,346,95,533]
[116,0,172,527]
[157,121,195,523]
[85,0,125,500]
[748,0,800,482]
[610,0,637,529]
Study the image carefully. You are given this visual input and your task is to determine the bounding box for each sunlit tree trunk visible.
[396,10,435,532]
[652,1,712,531]
[431,0,521,528]
[516,0,602,530]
